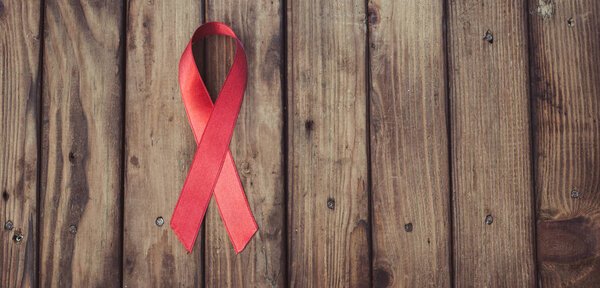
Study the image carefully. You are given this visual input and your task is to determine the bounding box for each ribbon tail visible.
[170,147,217,253]
[213,152,258,253]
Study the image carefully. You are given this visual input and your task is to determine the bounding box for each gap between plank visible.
[523,0,540,284]
[442,0,456,287]
[364,0,375,287]
[119,0,128,287]
[280,0,290,285]
[36,0,46,287]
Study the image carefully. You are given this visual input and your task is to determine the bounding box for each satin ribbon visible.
[171,22,257,254]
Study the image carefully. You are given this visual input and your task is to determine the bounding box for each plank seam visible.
[285,0,294,286]
[36,0,46,286]
[442,0,456,286]
[523,0,540,285]
[201,1,207,286]
[364,0,374,287]
[280,0,290,286]
[119,0,128,287]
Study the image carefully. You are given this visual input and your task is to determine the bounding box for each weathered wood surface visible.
[3,1,600,287]
[368,0,452,286]
[203,0,286,287]
[447,0,536,286]
[0,1,41,287]
[123,0,203,287]
[529,0,600,286]
[287,0,370,286]
[39,0,123,287]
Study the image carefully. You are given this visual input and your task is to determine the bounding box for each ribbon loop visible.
[171,22,257,253]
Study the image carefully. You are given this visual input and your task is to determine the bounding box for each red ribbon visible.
[171,22,257,254]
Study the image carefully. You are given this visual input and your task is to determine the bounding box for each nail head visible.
[483,31,493,43]
[327,198,335,210]
[156,216,164,227]
[69,225,77,234]
[405,223,413,232]
[4,220,13,230]
[571,190,579,198]
[485,215,493,225]
[13,233,23,243]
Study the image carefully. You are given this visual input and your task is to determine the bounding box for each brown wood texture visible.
[368,0,452,287]
[529,0,600,286]
[4,1,600,287]
[123,0,203,287]
[0,1,41,287]
[447,0,536,286]
[203,0,286,287]
[39,1,123,287]
[287,0,370,286]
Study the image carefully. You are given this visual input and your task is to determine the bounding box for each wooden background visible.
[1,0,599,287]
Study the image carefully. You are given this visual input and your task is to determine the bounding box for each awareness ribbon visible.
[171,22,257,253]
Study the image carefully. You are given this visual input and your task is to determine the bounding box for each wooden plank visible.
[203,1,286,287]
[287,1,370,286]
[447,1,536,286]
[123,1,203,286]
[0,1,41,287]
[367,0,451,286]
[528,0,600,286]
[39,1,123,287]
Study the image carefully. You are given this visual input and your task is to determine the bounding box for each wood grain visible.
[528,0,600,286]
[447,0,536,286]
[287,0,370,286]
[0,1,41,287]
[39,1,123,286]
[203,0,286,287]
[368,0,451,287]
[123,1,203,286]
